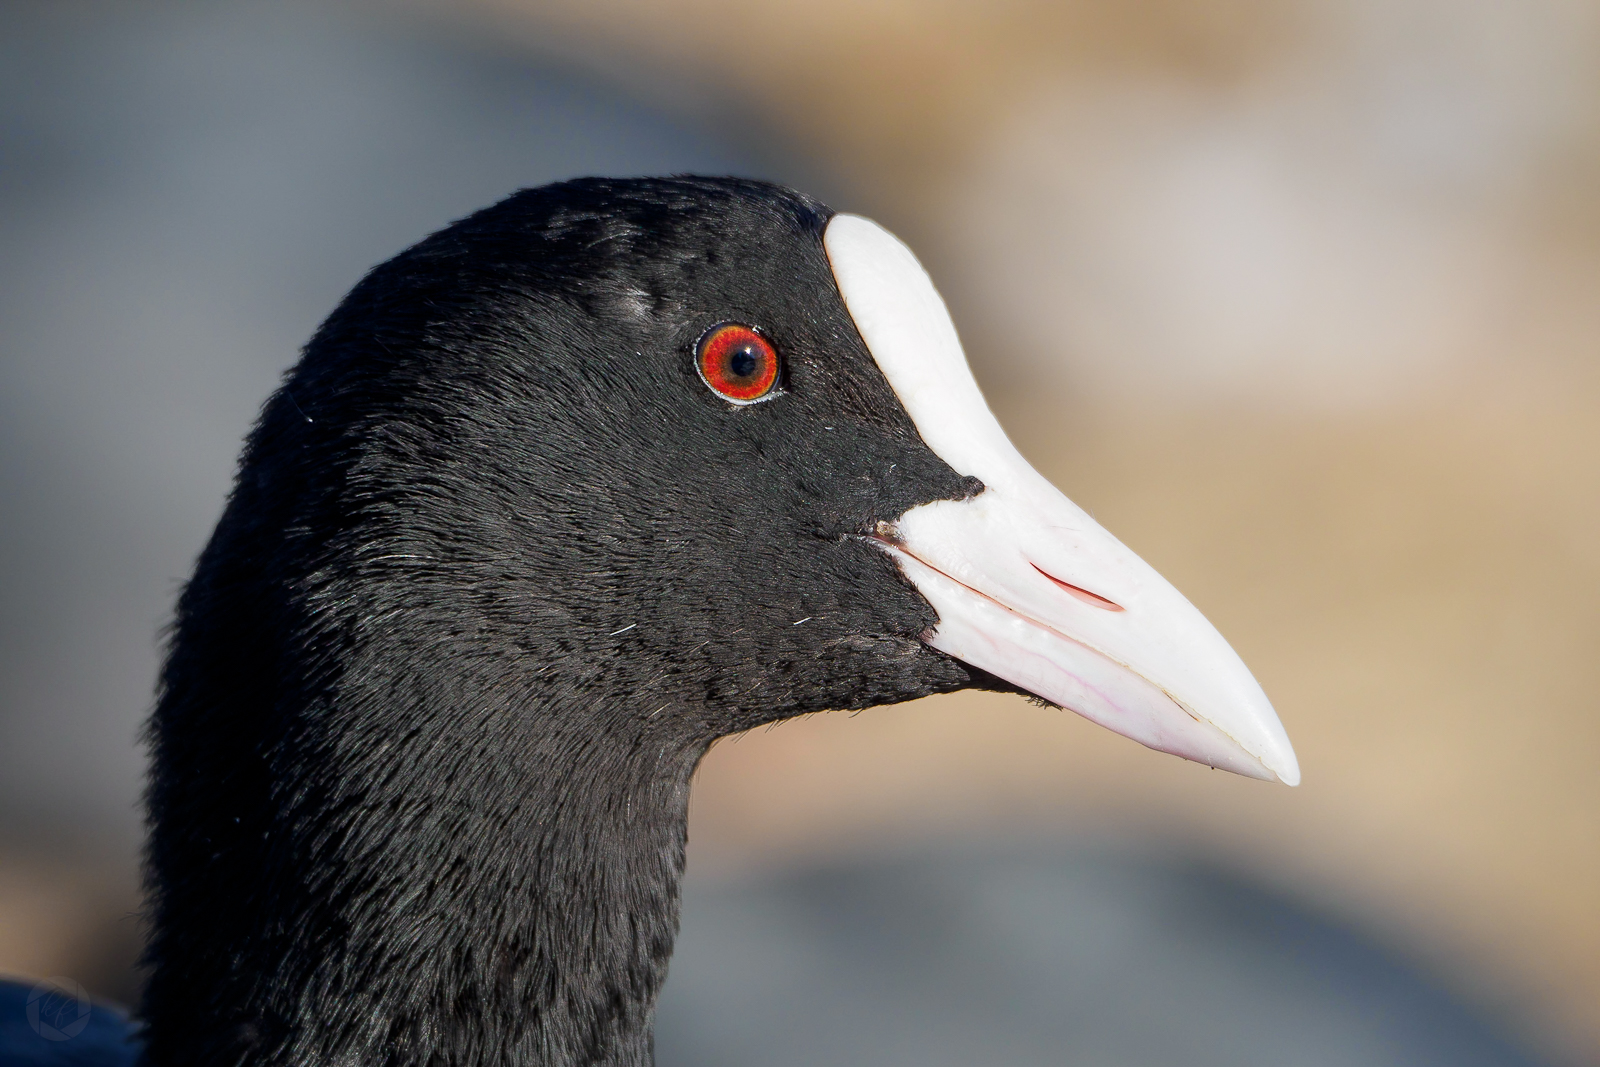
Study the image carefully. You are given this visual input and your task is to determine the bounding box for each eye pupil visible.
[728,345,759,380]
[696,323,780,403]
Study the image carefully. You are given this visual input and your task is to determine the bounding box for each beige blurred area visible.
[4,0,1596,1062]
[450,0,1600,1061]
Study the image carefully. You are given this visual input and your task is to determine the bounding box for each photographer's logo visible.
[26,978,91,1041]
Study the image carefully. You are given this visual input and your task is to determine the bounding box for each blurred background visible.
[1,0,1596,1064]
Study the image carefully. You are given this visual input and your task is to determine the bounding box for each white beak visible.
[825,214,1299,786]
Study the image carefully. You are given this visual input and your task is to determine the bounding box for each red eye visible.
[696,323,780,403]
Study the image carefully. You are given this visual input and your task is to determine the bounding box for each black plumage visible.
[122,177,1014,1067]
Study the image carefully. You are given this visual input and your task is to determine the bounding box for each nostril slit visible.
[1032,564,1125,612]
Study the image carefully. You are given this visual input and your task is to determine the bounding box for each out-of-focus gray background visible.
[1,1,1596,1064]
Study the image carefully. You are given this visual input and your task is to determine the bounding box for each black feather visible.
[136,178,1003,1067]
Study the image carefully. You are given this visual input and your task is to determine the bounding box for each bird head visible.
[243,177,1296,785]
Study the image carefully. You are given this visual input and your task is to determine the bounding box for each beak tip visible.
[1263,745,1301,787]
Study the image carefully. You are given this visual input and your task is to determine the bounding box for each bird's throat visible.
[143,661,708,1067]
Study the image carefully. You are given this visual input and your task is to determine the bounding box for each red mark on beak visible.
[1033,564,1125,612]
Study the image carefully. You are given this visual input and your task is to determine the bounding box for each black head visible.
[144,176,1295,1067]
[141,177,1007,1067]
[239,177,989,738]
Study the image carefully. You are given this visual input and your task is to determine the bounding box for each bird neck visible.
[143,642,707,1067]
